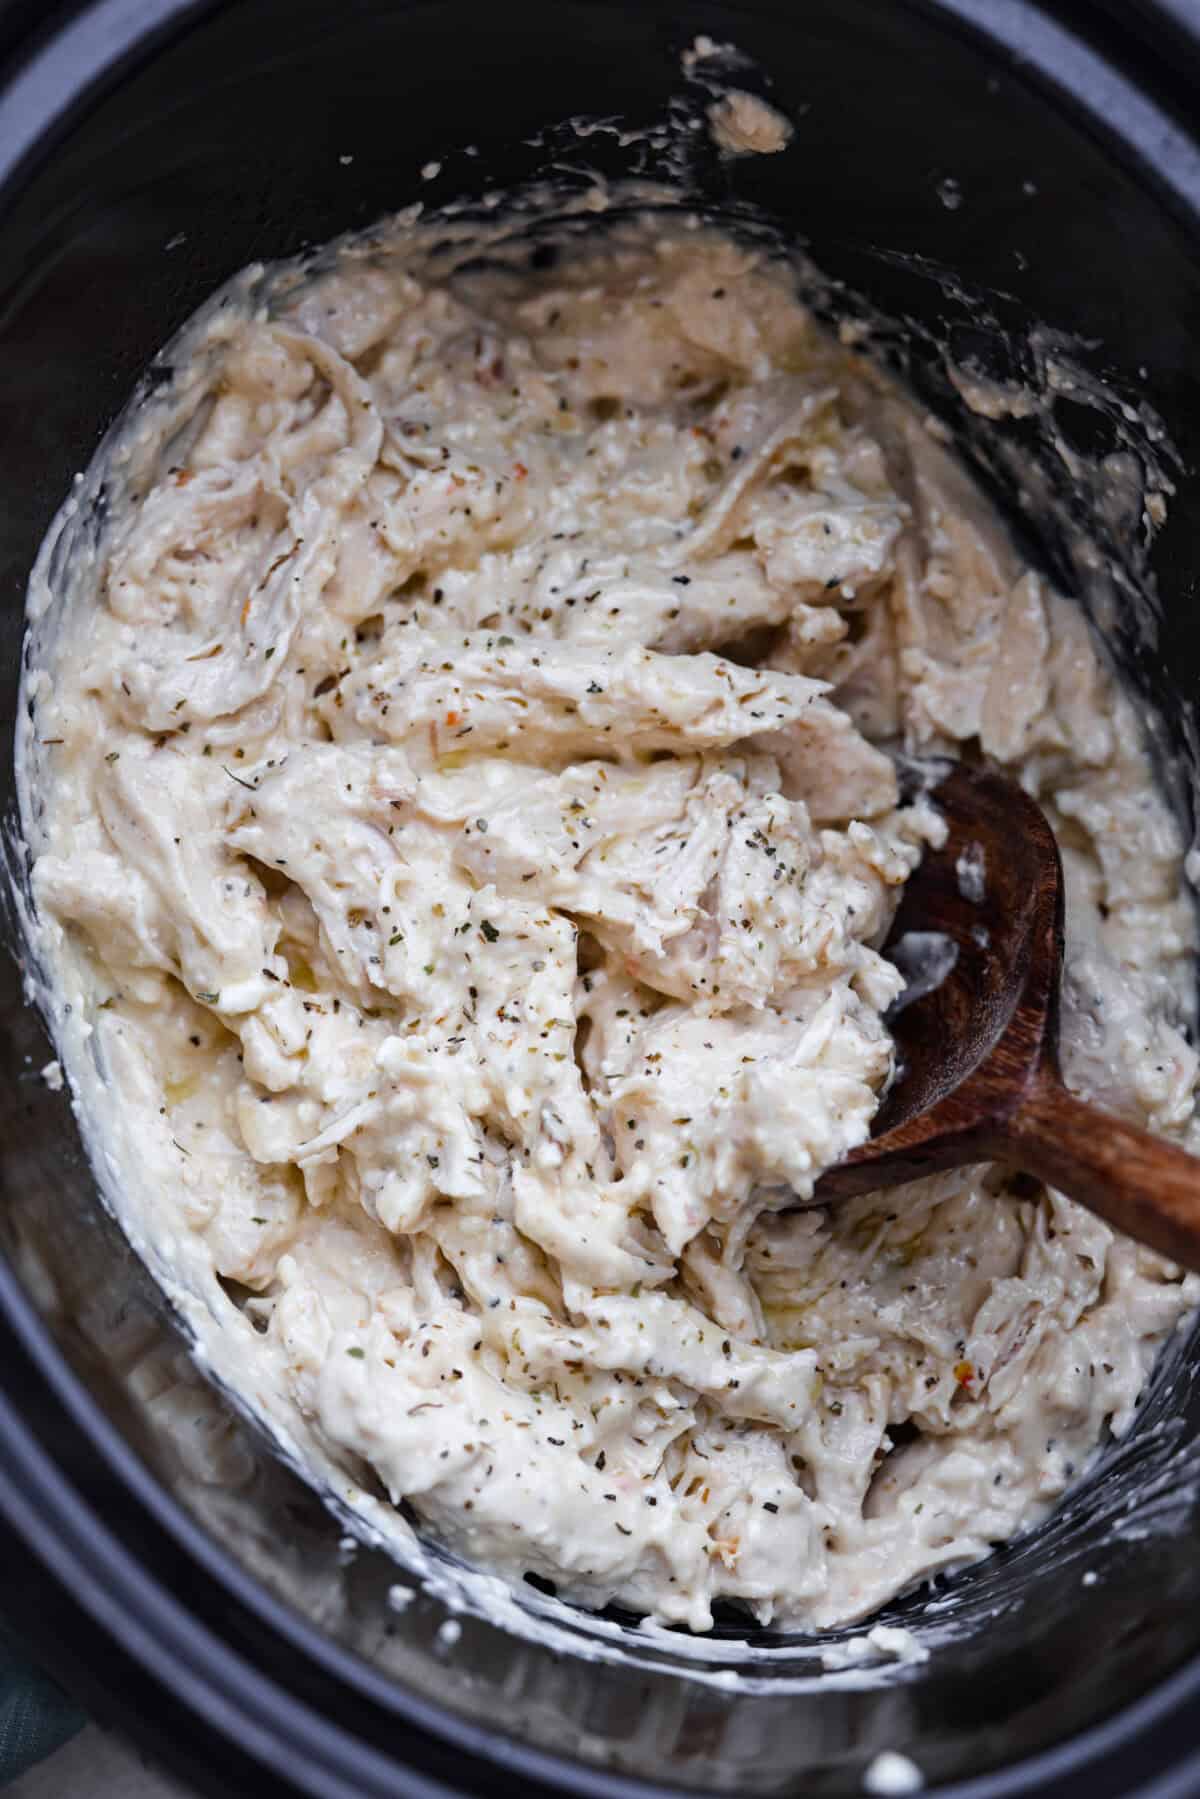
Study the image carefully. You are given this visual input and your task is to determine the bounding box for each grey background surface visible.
[9,1726,188,1797]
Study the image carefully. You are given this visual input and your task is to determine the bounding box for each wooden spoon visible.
[815,761,1200,1271]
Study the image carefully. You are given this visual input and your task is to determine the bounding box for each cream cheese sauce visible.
[21,217,1200,1632]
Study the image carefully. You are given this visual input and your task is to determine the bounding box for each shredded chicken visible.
[24,218,1199,1632]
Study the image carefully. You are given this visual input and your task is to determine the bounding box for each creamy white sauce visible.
[886,931,960,1015]
[19,211,1200,1636]
[954,841,986,905]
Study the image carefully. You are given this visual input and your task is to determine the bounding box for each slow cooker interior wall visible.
[2,3,1200,1796]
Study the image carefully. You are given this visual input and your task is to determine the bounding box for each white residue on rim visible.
[864,1750,925,1794]
[821,1624,930,1670]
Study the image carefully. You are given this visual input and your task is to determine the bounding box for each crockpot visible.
[3,2,1200,1794]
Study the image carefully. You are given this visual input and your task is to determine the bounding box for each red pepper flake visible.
[513,461,528,480]
[954,1360,975,1387]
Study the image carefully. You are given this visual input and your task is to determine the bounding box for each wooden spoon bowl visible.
[816,762,1200,1271]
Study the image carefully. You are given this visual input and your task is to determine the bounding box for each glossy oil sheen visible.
[1,3,1200,1797]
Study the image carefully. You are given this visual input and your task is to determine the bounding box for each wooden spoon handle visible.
[1010,1075,1200,1271]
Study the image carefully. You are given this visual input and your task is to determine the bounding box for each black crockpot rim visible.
[3,1,1200,1794]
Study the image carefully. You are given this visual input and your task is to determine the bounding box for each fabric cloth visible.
[0,1625,84,1787]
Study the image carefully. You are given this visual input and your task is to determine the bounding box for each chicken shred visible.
[24,218,1199,1632]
